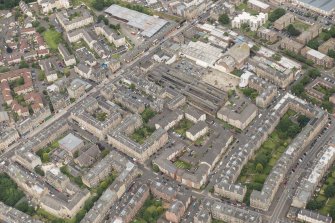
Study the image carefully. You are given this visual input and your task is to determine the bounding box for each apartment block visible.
[280,37,304,54]
[247,0,270,12]
[301,47,334,68]
[296,23,322,45]
[257,27,278,43]
[56,9,93,32]
[273,13,295,30]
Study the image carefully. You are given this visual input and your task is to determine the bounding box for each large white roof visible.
[105,5,167,38]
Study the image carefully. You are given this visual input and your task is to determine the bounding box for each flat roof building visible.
[105,5,168,38]
[217,99,258,130]
[232,12,268,31]
[293,0,335,15]
[318,38,335,55]
[211,201,262,223]
[247,0,270,12]
[59,133,84,156]
[181,41,223,68]
[301,47,334,68]
[273,13,295,31]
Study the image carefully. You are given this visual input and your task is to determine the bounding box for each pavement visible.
[269,117,335,222]
[1,3,334,221]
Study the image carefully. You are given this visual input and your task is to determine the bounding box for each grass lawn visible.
[42,29,63,50]
[173,118,193,137]
[174,160,192,170]
[130,125,155,144]
[131,195,165,223]
[238,110,306,205]
[72,40,89,50]
[236,3,259,15]
[292,20,310,32]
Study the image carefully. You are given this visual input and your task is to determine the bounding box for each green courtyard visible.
[238,110,309,204]
[173,118,193,137]
[0,173,34,215]
[130,125,155,144]
[131,194,165,223]
[141,107,156,123]
[239,87,259,101]
[292,20,310,32]
[174,159,193,170]
[42,29,63,50]
[307,166,335,218]
[36,140,59,163]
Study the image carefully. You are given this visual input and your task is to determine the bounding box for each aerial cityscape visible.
[0,0,335,222]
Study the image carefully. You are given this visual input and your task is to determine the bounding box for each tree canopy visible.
[0,0,34,10]
[286,24,301,37]
[256,163,263,173]
[325,185,335,198]
[269,8,286,22]
[219,13,230,25]
[307,39,320,50]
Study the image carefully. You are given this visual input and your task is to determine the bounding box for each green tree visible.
[101,149,110,158]
[322,101,333,112]
[291,83,304,96]
[329,25,335,37]
[251,44,260,52]
[36,26,46,33]
[322,32,332,41]
[254,175,266,184]
[269,8,285,22]
[255,163,263,173]
[272,53,282,61]
[141,108,156,123]
[92,0,105,11]
[307,68,320,79]
[306,199,324,210]
[19,60,29,69]
[97,15,105,23]
[16,201,35,215]
[325,185,335,198]
[42,153,49,163]
[219,13,230,25]
[286,24,301,36]
[0,173,25,207]
[152,163,160,172]
[328,49,335,59]
[34,166,45,176]
[307,39,320,50]
[255,153,269,167]
[32,20,40,27]
[129,83,136,90]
